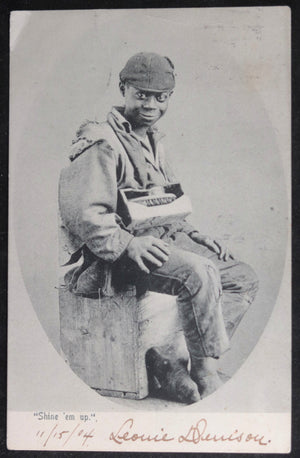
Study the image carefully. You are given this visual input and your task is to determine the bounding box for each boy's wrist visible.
[188,230,200,239]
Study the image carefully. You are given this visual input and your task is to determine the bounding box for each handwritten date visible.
[36,423,94,448]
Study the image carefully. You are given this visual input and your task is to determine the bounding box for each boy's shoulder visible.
[75,120,110,138]
[69,120,117,161]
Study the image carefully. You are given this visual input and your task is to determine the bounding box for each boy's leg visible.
[146,244,230,396]
[147,245,230,359]
[145,231,258,398]
[166,232,259,338]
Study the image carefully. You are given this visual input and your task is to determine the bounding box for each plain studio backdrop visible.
[10,8,290,411]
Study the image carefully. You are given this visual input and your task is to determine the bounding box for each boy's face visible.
[122,84,172,129]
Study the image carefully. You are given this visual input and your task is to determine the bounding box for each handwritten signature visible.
[110,418,271,446]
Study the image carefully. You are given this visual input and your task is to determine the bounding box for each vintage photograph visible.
[8,7,291,452]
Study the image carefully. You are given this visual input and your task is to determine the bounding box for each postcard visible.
[8,7,291,452]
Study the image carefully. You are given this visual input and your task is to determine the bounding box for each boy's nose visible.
[143,96,157,109]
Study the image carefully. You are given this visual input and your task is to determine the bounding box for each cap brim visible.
[128,83,174,93]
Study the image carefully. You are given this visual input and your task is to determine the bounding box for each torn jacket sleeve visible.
[59,140,134,262]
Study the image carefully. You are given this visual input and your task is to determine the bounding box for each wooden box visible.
[59,287,186,400]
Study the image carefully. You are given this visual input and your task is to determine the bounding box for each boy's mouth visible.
[140,112,158,120]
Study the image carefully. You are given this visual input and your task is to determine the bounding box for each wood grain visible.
[59,288,186,399]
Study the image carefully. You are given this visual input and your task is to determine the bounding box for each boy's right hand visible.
[126,236,170,274]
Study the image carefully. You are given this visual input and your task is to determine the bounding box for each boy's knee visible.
[180,255,221,298]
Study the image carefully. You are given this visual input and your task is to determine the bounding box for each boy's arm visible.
[59,140,134,262]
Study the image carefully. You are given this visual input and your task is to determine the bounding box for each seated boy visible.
[59,52,259,402]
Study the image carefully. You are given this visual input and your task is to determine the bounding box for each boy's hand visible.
[190,232,234,262]
[126,236,170,274]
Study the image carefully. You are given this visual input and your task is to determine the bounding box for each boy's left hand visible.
[190,232,234,262]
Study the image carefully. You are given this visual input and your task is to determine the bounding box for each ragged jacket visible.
[58,106,196,267]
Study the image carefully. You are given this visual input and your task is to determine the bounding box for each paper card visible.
[8,7,291,453]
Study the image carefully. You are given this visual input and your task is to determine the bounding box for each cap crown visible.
[119,52,175,92]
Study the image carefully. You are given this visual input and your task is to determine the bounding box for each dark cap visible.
[119,52,175,92]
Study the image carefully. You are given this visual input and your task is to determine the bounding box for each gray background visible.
[9,8,290,410]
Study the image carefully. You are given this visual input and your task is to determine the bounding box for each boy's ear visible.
[119,81,125,96]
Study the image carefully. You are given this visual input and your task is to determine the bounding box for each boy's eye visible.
[135,91,169,102]
[156,93,168,102]
[136,92,147,100]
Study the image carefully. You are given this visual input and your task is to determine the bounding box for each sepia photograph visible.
[8,6,291,452]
